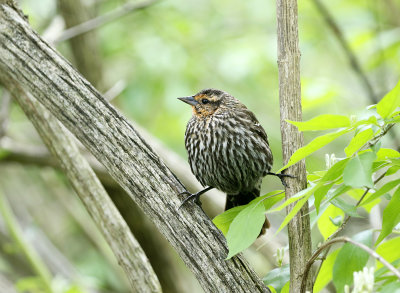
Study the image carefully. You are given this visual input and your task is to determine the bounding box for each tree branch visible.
[311,0,377,104]
[300,236,400,293]
[9,86,161,292]
[52,0,159,44]
[276,0,312,292]
[0,3,269,292]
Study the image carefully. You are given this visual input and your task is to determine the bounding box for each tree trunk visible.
[0,3,269,292]
[276,0,313,292]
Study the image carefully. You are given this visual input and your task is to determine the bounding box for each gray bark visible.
[0,3,269,292]
[276,0,313,292]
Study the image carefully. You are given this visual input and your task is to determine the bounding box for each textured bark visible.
[8,87,161,293]
[0,3,269,292]
[58,0,104,90]
[276,0,313,292]
[57,2,202,289]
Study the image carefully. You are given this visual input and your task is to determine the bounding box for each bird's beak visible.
[178,96,198,106]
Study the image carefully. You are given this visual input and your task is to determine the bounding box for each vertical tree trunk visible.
[276,0,313,292]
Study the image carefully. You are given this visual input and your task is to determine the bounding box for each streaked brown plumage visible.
[178,88,274,232]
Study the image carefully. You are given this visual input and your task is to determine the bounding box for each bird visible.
[178,88,292,234]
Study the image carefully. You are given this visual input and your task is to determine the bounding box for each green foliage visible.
[213,191,284,258]
[314,248,340,292]
[332,231,372,292]
[343,152,376,188]
[287,114,351,131]
[225,200,265,259]
[214,80,400,291]
[376,80,400,119]
[375,187,400,245]
[263,264,290,293]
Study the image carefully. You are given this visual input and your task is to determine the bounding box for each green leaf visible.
[226,201,266,259]
[320,158,350,183]
[376,80,400,119]
[333,230,372,293]
[276,191,312,234]
[376,236,400,271]
[261,191,285,210]
[314,249,340,292]
[375,186,400,245]
[287,114,350,131]
[279,129,350,172]
[281,281,290,293]
[314,182,335,213]
[213,191,283,236]
[344,128,374,157]
[380,282,400,293]
[331,198,361,218]
[327,185,352,202]
[213,206,245,236]
[263,264,290,292]
[376,148,400,160]
[271,186,314,212]
[361,178,400,206]
[317,204,344,240]
[343,152,377,188]
[386,165,400,176]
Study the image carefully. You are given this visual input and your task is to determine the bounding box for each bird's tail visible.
[226,190,270,235]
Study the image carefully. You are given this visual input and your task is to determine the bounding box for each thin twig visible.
[103,80,126,101]
[311,171,387,286]
[311,0,377,104]
[300,237,400,293]
[53,0,159,44]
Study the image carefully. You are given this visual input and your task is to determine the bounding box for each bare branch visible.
[52,0,159,44]
[311,0,377,104]
[300,237,400,293]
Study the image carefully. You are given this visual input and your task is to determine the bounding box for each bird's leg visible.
[178,186,214,209]
[267,171,297,187]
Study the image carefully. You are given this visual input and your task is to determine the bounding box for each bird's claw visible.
[177,191,201,210]
[177,186,214,210]
[267,172,297,188]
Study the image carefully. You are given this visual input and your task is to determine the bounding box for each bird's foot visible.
[178,186,214,210]
[267,171,296,188]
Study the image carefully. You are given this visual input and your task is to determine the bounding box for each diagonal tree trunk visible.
[276,0,313,292]
[0,2,270,292]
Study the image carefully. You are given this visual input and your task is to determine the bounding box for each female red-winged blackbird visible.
[178,89,288,232]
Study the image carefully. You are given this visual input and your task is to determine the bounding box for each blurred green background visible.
[0,0,399,292]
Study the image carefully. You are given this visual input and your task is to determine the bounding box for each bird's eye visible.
[201,99,209,104]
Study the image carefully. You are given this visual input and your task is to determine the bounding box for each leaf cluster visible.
[213,81,400,292]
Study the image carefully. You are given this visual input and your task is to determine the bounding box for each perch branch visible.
[0,3,269,292]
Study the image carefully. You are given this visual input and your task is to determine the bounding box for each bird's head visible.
[178,88,234,118]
